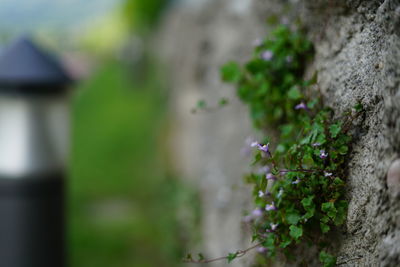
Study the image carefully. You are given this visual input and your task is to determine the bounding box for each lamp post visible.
[0,37,71,267]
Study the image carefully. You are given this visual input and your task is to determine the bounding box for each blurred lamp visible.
[0,37,71,267]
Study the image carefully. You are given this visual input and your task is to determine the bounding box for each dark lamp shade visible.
[0,37,72,95]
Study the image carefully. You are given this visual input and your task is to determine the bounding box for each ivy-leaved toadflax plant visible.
[185,24,364,267]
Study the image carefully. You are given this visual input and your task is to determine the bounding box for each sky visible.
[0,0,122,37]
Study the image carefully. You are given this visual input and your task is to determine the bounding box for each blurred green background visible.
[0,0,197,266]
[69,61,189,267]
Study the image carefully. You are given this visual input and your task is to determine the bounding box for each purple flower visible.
[252,208,263,217]
[265,202,277,211]
[252,38,263,47]
[261,50,273,61]
[292,177,301,184]
[320,150,328,159]
[257,247,268,254]
[266,173,276,180]
[270,223,279,231]
[258,143,270,154]
[252,142,271,157]
[257,165,270,175]
[285,55,293,63]
[277,188,284,198]
[279,169,289,175]
[259,188,271,197]
[295,102,307,110]
[312,142,321,147]
[250,141,259,147]
[324,172,333,177]
[245,136,256,145]
[266,222,279,232]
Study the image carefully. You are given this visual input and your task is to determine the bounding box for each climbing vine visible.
[184,24,362,266]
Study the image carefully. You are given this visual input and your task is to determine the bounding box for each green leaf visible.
[219,98,229,107]
[336,200,348,209]
[307,98,319,109]
[319,251,336,267]
[196,100,207,109]
[320,222,330,233]
[273,107,283,120]
[281,124,294,137]
[198,253,205,261]
[287,86,302,100]
[300,133,312,145]
[263,234,276,249]
[309,71,318,85]
[338,145,348,155]
[321,202,337,218]
[286,210,301,225]
[303,152,314,165]
[320,215,330,223]
[257,82,269,96]
[321,202,334,212]
[251,153,262,165]
[280,234,292,248]
[221,62,241,82]
[334,212,346,226]
[301,196,316,218]
[334,200,348,225]
[354,102,363,112]
[329,123,341,138]
[301,195,314,208]
[289,225,303,240]
[333,177,344,186]
[315,133,326,144]
[227,252,238,263]
[276,144,286,153]
[303,210,315,219]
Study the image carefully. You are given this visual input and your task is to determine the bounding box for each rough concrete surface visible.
[302,0,400,266]
[157,0,400,266]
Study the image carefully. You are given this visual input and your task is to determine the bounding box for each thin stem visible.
[280,168,325,173]
[182,242,263,264]
[192,104,227,114]
[342,109,363,133]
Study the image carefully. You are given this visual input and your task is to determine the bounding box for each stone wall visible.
[156,0,400,266]
[303,1,400,266]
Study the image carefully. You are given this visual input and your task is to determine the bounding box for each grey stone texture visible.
[303,0,400,266]
[156,0,400,266]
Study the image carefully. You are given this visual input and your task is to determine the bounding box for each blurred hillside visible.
[0,0,121,38]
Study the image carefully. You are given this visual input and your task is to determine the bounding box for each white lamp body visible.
[0,95,69,178]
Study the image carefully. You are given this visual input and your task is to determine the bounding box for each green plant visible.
[184,25,363,266]
[223,25,364,266]
[220,25,313,129]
